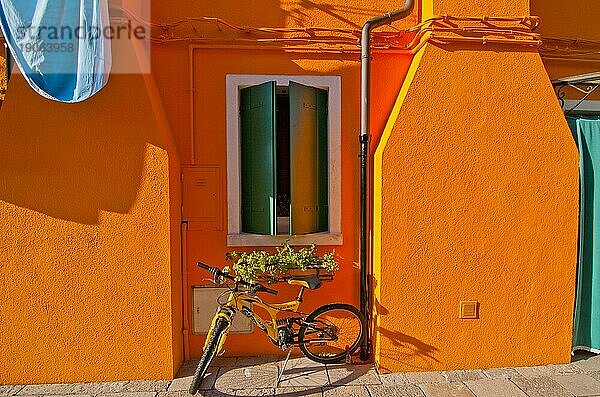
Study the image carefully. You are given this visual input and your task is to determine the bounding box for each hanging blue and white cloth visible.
[0,0,111,103]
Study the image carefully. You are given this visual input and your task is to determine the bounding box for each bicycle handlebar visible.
[197,262,278,295]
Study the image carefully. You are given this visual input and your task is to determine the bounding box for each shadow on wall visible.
[151,0,400,31]
[288,1,394,28]
[374,298,441,372]
[0,72,165,225]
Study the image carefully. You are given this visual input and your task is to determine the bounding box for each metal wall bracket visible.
[552,72,600,115]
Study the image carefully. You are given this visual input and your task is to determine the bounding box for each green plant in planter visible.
[225,243,339,283]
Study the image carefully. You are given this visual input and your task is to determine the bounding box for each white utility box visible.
[192,287,253,334]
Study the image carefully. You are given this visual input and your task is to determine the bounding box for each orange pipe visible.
[188,45,195,165]
[181,222,190,361]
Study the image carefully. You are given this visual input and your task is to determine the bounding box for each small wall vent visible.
[460,301,479,319]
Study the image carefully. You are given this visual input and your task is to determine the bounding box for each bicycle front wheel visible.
[189,316,230,394]
[298,303,366,364]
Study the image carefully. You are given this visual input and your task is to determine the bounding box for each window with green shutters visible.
[240,81,329,236]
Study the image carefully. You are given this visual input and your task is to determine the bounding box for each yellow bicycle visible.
[189,262,366,394]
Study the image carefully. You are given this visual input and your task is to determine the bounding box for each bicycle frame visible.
[204,289,303,352]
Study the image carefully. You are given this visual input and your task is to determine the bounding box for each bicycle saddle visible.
[287,274,322,290]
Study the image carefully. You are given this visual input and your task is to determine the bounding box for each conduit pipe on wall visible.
[3,41,12,83]
[182,222,190,361]
[359,0,415,361]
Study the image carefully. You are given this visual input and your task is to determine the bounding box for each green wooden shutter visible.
[289,81,329,235]
[240,81,277,235]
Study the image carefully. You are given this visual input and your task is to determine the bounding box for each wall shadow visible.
[0,71,165,224]
[374,298,440,372]
[288,1,397,28]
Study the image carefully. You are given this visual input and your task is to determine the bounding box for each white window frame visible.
[226,74,342,247]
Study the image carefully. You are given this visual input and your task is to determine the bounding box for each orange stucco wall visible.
[373,0,579,372]
[0,53,183,382]
[0,0,587,383]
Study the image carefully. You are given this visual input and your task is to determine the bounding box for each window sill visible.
[227,233,343,247]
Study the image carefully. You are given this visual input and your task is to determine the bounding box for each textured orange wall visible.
[0,69,182,382]
[373,0,580,371]
[0,0,582,381]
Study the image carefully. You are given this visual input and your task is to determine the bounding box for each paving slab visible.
[0,385,24,396]
[510,376,573,397]
[234,388,274,396]
[589,371,600,381]
[464,378,527,397]
[18,383,84,395]
[404,372,447,384]
[552,374,600,396]
[66,381,131,395]
[515,365,556,378]
[96,393,157,397]
[277,358,328,388]
[514,364,581,378]
[482,368,522,379]
[326,364,381,386]
[323,386,369,397]
[236,356,281,367]
[158,390,235,397]
[19,394,94,397]
[213,358,239,367]
[277,369,328,388]
[175,365,198,378]
[443,370,486,382]
[277,357,318,369]
[215,366,279,390]
[366,384,424,397]
[274,386,323,397]
[573,355,600,373]
[122,381,170,393]
[549,364,582,375]
[168,377,192,393]
[419,382,476,397]
[378,372,409,385]
[169,369,218,392]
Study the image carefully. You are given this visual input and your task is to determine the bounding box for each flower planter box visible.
[254,267,335,283]
[227,243,338,284]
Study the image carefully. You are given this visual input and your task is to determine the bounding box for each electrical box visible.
[192,287,253,334]
[182,166,223,231]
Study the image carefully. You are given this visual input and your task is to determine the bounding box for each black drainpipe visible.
[359,0,415,361]
[3,42,11,84]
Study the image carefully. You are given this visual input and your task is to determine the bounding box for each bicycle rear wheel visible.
[189,316,230,394]
[298,303,365,364]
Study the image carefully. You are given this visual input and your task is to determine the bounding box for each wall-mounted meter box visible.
[192,287,253,334]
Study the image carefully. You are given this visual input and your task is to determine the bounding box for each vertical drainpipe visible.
[359,0,415,361]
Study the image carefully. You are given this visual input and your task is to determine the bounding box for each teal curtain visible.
[569,116,600,353]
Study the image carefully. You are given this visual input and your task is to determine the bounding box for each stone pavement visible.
[2,352,600,397]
